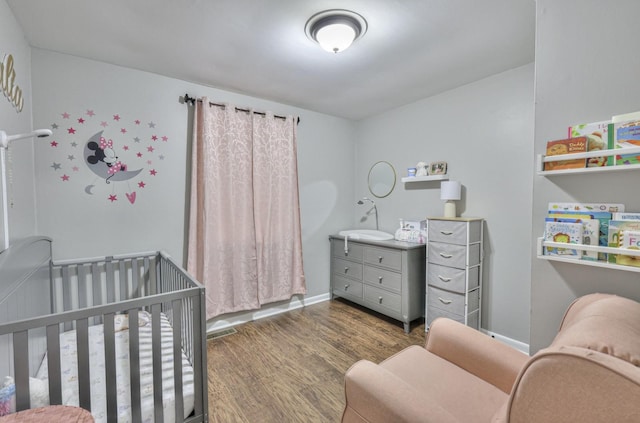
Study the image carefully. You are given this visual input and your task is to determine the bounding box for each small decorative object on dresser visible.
[440,180,461,218]
[428,161,447,175]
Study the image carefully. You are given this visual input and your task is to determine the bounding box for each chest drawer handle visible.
[438,275,451,282]
[438,297,453,305]
[344,266,349,273]
[378,276,383,283]
[344,284,350,290]
[439,253,453,259]
[378,296,383,304]
[378,256,383,263]
[440,231,453,236]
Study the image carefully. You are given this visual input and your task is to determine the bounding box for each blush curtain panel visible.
[187,98,306,319]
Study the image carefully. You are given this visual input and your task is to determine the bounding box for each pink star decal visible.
[108,194,118,202]
[50,141,58,147]
[137,152,143,158]
[67,127,76,134]
[113,114,121,121]
[72,166,79,172]
[62,112,70,119]
[61,174,69,181]
[86,110,95,117]
[149,169,157,176]
[100,121,108,127]
[147,146,154,153]
[121,128,127,134]
[161,136,168,142]
[147,160,152,165]
[138,181,146,188]
[151,135,158,141]
[123,145,129,151]
[77,117,85,124]
[134,120,140,125]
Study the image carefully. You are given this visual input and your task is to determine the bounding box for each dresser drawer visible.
[428,242,480,268]
[428,286,466,316]
[364,246,402,271]
[332,240,364,261]
[364,285,402,313]
[428,220,469,245]
[428,263,479,293]
[427,305,465,328]
[332,274,363,298]
[332,258,363,280]
[364,265,401,293]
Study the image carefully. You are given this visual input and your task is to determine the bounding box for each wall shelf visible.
[401,175,448,184]
[536,237,640,273]
[536,147,640,176]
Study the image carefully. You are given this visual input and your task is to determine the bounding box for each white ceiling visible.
[7,0,535,120]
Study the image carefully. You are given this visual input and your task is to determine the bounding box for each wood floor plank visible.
[207,298,425,422]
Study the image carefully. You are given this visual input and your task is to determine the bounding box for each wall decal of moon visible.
[84,184,95,195]
[83,131,143,182]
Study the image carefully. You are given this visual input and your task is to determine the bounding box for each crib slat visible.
[62,265,73,331]
[143,257,151,296]
[92,262,101,306]
[106,259,115,303]
[151,304,163,423]
[128,308,142,423]
[13,330,30,411]
[78,264,88,309]
[76,318,92,411]
[103,313,117,422]
[192,294,205,418]
[46,324,62,405]
[119,260,127,301]
[131,259,140,298]
[172,299,184,422]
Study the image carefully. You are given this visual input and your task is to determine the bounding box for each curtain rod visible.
[183,94,300,125]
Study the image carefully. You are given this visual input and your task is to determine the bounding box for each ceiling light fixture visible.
[305,9,367,54]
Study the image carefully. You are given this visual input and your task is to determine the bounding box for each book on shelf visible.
[545,217,599,261]
[608,220,640,264]
[544,221,583,259]
[612,212,640,220]
[543,137,588,171]
[617,230,640,268]
[613,119,640,165]
[568,120,614,167]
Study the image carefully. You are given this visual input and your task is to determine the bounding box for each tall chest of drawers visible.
[426,217,483,331]
[329,236,425,333]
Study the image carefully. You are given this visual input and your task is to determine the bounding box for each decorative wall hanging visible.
[44,108,171,205]
[0,53,24,112]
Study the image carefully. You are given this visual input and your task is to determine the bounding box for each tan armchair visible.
[342,293,640,423]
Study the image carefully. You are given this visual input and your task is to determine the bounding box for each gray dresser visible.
[329,236,426,333]
[426,217,483,331]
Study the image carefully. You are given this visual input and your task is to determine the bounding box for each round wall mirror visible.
[368,161,396,198]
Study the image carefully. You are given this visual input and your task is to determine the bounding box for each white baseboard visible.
[206,293,331,334]
[481,329,530,355]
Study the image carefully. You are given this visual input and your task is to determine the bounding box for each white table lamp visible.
[440,181,461,218]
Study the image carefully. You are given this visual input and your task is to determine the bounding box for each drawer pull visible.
[439,253,453,259]
[378,296,383,304]
[378,276,383,283]
[344,266,349,273]
[440,231,453,236]
[378,256,383,263]
[438,275,451,282]
[344,284,350,290]
[438,297,453,305]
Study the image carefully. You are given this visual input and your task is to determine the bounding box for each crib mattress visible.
[35,312,194,423]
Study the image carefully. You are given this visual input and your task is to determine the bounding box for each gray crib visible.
[0,236,208,423]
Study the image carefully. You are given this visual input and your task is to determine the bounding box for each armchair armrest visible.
[425,318,528,394]
[343,360,460,423]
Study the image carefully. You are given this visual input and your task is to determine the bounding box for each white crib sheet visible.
[36,312,195,423]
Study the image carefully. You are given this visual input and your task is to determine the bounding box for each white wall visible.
[355,64,535,343]
[530,0,640,353]
[30,48,355,302]
[0,0,37,247]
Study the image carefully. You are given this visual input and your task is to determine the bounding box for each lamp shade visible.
[305,10,367,53]
[440,181,461,201]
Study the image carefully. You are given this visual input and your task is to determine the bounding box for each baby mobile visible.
[46,109,169,205]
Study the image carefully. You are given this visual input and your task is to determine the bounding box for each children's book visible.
[545,217,599,261]
[544,221,583,259]
[548,211,611,260]
[613,119,640,165]
[617,230,640,267]
[607,220,640,263]
[612,212,640,221]
[568,121,614,167]
[544,137,587,170]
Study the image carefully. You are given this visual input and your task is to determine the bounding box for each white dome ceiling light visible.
[305,9,367,54]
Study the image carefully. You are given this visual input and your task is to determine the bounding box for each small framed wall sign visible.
[428,161,447,175]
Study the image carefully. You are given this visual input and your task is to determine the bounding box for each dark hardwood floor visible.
[206,298,426,422]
